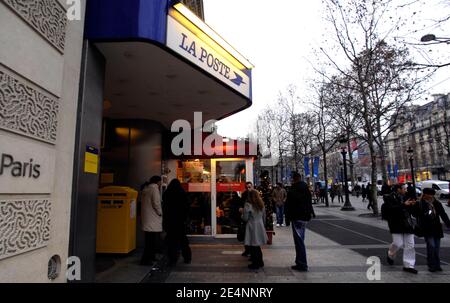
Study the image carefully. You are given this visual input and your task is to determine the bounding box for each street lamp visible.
[420,34,450,44]
[407,147,416,198]
[339,136,355,211]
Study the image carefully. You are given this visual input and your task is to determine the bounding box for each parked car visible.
[421,180,450,202]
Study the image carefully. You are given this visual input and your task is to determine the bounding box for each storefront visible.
[67,0,253,282]
[165,136,256,237]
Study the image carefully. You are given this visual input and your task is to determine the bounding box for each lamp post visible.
[421,34,450,44]
[407,147,416,198]
[339,136,355,211]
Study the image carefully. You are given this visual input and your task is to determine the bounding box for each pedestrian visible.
[361,184,367,202]
[366,183,373,210]
[319,184,326,204]
[140,175,163,266]
[285,172,316,272]
[162,179,192,266]
[382,184,418,274]
[381,182,392,196]
[240,182,254,257]
[413,188,450,272]
[240,189,267,270]
[330,183,336,203]
[406,183,416,201]
[354,183,361,198]
[272,182,287,227]
[337,183,344,204]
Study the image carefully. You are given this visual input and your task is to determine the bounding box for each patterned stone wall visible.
[0,0,67,262]
[1,0,67,52]
[0,199,51,260]
[0,64,59,144]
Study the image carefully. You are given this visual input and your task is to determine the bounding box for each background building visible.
[386,93,450,182]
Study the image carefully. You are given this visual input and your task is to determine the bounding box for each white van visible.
[421,180,449,202]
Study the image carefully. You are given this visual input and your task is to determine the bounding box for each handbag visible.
[407,202,424,237]
[408,216,424,237]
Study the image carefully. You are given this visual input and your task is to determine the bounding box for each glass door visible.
[211,158,253,236]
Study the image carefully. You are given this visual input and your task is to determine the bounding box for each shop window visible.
[177,160,212,235]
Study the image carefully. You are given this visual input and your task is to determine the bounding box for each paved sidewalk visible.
[143,215,450,283]
[101,195,450,283]
[316,195,450,245]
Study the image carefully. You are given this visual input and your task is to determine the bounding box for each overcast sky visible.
[203,0,450,139]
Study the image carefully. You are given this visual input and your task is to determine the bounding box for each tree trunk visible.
[370,154,379,215]
[379,144,389,184]
[323,148,330,207]
[347,135,355,188]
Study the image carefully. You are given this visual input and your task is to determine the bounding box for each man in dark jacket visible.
[414,188,450,272]
[383,184,418,274]
[163,179,192,265]
[285,172,316,272]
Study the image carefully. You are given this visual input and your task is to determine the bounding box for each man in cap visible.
[414,187,450,272]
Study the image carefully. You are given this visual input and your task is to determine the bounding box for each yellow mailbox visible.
[96,186,138,254]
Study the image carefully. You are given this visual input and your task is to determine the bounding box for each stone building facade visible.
[385,94,450,182]
[0,0,86,282]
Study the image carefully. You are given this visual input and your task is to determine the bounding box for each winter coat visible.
[285,181,316,222]
[242,203,268,246]
[162,186,190,234]
[382,192,414,234]
[413,199,450,238]
[272,187,287,207]
[141,183,162,232]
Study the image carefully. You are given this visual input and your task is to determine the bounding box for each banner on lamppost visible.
[313,157,320,178]
[394,164,399,178]
[387,164,392,178]
[304,157,310,177]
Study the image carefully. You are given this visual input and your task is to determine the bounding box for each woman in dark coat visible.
[414,188,450,272]
[163,179,192,265]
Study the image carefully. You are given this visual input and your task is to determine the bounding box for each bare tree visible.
[294,112,317,177]
[317,0,432,215]
[278,85,303,172]
[310,80,341,206]
[323,75,364,186]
